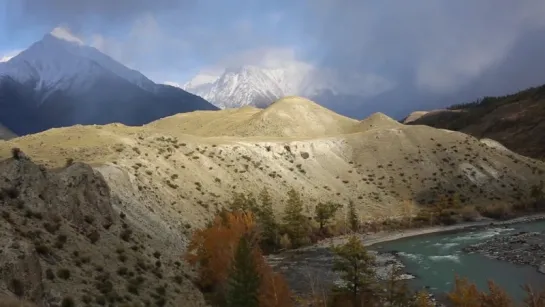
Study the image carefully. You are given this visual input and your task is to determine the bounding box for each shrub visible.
[57,268,71,280]
[120,229,132,242]
[87,230,100,244]
[65,158,74,167]
[61,297,75,307]
[11,148,23,160]
[9,278,24,297]
[45,268,55,280]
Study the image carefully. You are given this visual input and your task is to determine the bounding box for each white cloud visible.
[164,81,182,88]
[89,14,192,74]
[50,26,84,45]
[182,46,394,98]
[0,50,22,62]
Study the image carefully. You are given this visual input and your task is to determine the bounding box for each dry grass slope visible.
[149,96,359,138]
[0,95,544,234]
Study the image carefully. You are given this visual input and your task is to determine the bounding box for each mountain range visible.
[0,31,218,136]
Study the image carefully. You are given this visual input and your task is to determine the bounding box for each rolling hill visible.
[1,96,543,225]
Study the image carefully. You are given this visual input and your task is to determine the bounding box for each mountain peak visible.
[0,30,217,136]
[0,29,157,94]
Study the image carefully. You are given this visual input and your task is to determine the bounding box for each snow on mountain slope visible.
[183,64,394,110]
[0,29,156,98]
[184,64,312,109]
[0,28,218,136]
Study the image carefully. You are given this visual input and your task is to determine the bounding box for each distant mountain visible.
[405,84,545,160]
[183,65,393,115]
[0,31,218,136]
[183,65,311,109]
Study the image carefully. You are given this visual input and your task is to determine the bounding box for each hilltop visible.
[405,84,545,160]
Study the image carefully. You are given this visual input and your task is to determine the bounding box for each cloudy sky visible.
[2,0,545,117]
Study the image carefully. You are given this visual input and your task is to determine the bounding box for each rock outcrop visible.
[0,155,206,306]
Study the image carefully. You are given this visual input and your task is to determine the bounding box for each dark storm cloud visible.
[301,0,545,93]
[4,0,196,32]
[11,0,189,21]
[292,0,545,117]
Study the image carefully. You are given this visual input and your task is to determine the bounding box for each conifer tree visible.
[257,188,278,251]
[230,192,259,213]
[282,188,309,248]
[314,202,341,231]
[226,235,261,307]
[347,200,359,232]
[331,236,377,306]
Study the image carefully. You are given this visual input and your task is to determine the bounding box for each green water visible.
[373,220,545,302]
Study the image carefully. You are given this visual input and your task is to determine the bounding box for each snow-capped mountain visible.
[183,64,312,109]
[0,29,217,135]
[183,64,394,111]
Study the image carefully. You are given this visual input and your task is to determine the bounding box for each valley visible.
[1,95,544,306]
[3,3,545,306]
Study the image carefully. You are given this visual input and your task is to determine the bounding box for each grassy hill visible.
[404,84,545,160]
[1,96,543,225]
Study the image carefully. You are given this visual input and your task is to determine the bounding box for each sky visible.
[2,0,545,117]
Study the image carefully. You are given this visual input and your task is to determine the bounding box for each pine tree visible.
[347,200,359,232]
[226,235,261,307]
[332,235,377,306]
[257,188,279,251]
[230,192,259,213]
[314,202,341,231]
[282,188,309,248]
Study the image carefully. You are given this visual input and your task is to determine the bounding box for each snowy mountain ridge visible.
[183,64,394,109]
[0,30,156,101]
[183,64,312,108]
[0,28,217,136]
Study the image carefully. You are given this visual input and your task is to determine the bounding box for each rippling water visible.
[373,220,545,302]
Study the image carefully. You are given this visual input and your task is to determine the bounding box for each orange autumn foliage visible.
[185,210,257,288]
[185,210,294,307]
[448,276,545,307]
[448,276,482,307]
[256,257,294,307]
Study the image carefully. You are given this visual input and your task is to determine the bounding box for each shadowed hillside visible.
[404,84,545,159]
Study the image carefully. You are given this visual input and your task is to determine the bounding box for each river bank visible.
[303,213,545,250]
[266,213,545,304]
[463,228,545,274]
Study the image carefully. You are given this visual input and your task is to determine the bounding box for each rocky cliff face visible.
[0,153,205,306]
